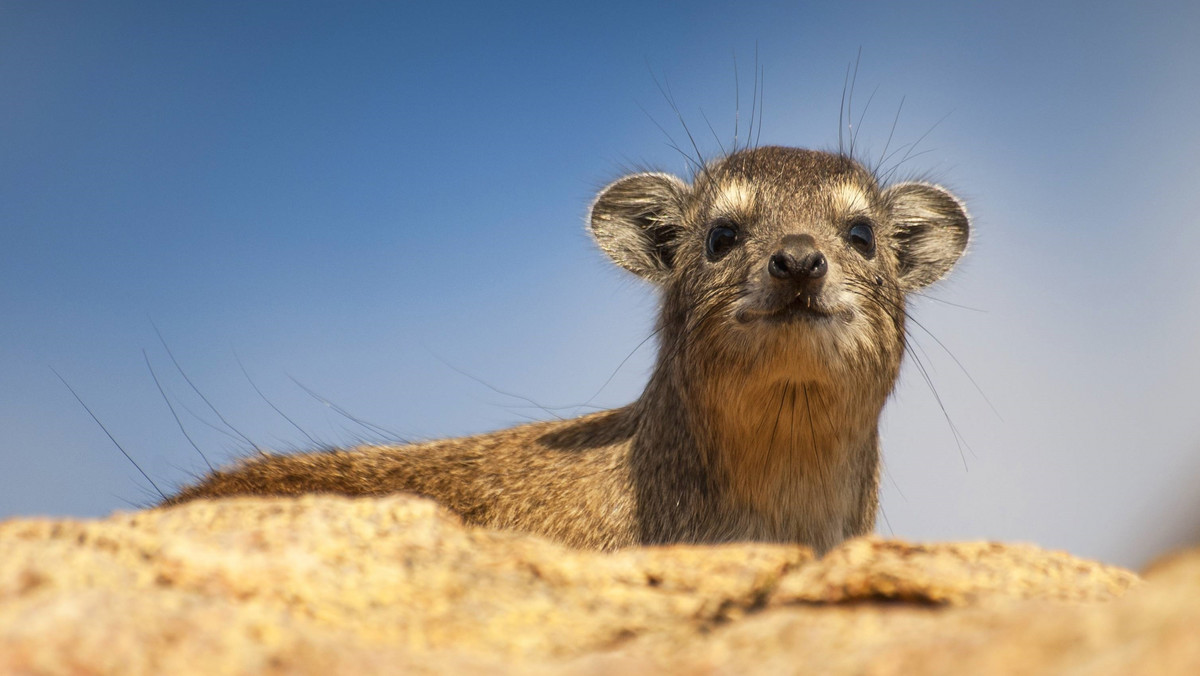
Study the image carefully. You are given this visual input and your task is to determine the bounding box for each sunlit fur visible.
[166,146,968,555]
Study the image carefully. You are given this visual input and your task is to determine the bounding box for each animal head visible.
[589,146,969,384]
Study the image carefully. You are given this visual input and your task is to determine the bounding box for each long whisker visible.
[152,322,259,451]
[234,349,323,447]
[647,62,708,183]
[144,350,213,472]
[288,376,408,442]
[754,46,765,149]
[732,50,741,151]
[699,107,728,158]
[846,47,862,159]
[846,279,998,419]
[876,96,905,175]
[581,324,664,409]
[879,111,951,184]
[843,279,973,468]
[852,83,879,162]
[637,102,704,174]
[52,367,166,500]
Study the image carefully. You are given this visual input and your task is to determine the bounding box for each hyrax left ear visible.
[884,182,970,290]
[589,172,689,284]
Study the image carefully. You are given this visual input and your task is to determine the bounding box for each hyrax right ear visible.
[589,172,689,284]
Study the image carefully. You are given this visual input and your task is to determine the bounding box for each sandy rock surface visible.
[0,494,1193,675]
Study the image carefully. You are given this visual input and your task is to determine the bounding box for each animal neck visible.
[699,375,873,506]
[634,322,885,541]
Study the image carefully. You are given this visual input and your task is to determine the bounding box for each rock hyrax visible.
[166,145,970,554]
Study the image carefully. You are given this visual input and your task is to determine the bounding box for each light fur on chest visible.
[701,377,874,550]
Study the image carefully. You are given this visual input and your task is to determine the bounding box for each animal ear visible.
[884,182,970,290]
[589,172,689,283]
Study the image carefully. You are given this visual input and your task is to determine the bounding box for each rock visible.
[1,493,1190,675]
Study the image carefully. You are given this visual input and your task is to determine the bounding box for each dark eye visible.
[705,220,740,260]
[847,219,876,258]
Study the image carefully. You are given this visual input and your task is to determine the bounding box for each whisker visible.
[289,376,408,442]
[233,349,323,448]
[646,62,708,182]
[52,367,166,500]
[152,322,259,451]
[846,47,862,159]
[843,280,973,468]
[875,96,905,175]
[699,107,727,157]
[754,46,765,149]
[143,349,213,472]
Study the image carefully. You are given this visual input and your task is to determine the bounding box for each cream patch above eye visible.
[831,182,871,216]
[711,178,756,216]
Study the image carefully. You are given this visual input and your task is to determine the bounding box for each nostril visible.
[802,252,828,278]
[768,252,792,279]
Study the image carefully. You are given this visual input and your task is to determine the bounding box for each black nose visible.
[768,236,827,282]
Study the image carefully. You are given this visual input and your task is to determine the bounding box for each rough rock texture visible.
[0,494,1193,675]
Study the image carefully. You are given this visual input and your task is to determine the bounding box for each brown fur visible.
[165,146,969,554]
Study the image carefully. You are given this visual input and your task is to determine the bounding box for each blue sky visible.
[2,1,1199,568]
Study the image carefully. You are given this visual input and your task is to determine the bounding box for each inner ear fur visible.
[884,182,970,290]
[589,172,689,283]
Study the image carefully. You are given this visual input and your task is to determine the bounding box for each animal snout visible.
[768,235,827,284]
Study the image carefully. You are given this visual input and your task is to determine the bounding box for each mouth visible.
[735,294,844,324]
